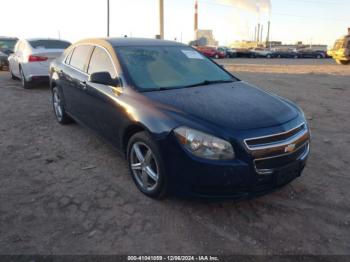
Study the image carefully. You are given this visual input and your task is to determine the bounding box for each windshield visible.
[116,46,236,91]
[29,40,71,49]
[333,40,345,50]
[0,39,17,51]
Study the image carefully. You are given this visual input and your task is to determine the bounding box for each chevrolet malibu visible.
[50,38,310,199]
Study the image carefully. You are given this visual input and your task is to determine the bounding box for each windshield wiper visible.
[144,79,236,92]
[184,79,235,88]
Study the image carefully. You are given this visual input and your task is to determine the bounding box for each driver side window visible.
[88,46,116,78]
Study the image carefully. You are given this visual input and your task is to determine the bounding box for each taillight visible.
[28,55,48,62]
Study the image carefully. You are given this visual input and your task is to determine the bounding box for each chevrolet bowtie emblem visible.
[285,144,296,153]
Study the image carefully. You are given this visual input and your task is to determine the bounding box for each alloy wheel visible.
[130,142,159,192]
[21,69,25,86]
[53,89,63,121]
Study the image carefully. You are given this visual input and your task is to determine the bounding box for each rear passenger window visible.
[70,45,93,72]
[65,48,74,64]
[88,47,116,78]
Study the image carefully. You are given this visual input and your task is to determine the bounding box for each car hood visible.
[143,81,299,131]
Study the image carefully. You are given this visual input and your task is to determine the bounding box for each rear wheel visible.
[127,131,167,199]
[10,68,18,80]
[20,67,31,89]
[340,60,349,65]
[52,86,74,124]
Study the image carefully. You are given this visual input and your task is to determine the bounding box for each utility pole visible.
[194,0,198,41]
[159,0,164,39]
[107,0,110,37]
[266,21,271,47]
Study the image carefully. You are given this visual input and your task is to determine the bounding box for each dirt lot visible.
[0,59,349,255]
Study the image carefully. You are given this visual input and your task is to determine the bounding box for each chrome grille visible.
[244,123,310,175]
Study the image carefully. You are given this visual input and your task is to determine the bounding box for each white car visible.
[8,38,71,88]
[251,48,273,58]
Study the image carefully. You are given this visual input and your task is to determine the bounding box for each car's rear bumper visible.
[28,75,50,83]
[21,62,50,82]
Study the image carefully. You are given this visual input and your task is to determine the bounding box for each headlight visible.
[174,127,235,160]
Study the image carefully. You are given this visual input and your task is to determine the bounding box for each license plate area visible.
[274,162,300,186]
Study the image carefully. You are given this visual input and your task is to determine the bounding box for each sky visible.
[1,0,349,47]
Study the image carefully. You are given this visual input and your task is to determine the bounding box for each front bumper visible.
[158,123,310,199]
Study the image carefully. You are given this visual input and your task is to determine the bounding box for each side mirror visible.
[89,72,120,87]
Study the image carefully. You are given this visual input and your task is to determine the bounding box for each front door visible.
[84,46,125,147]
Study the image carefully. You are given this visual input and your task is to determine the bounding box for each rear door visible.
[61,45,94,121]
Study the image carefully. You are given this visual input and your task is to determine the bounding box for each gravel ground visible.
[0,59,349,255]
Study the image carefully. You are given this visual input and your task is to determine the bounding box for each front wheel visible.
[127,131,167,199]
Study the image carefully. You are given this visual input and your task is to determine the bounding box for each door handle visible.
[79,81,87,90]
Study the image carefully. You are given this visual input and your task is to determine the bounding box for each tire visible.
[127,131,167,199]
[340,60,349,65]
[267,54,272,59]
[20,67,31,89]
[10,68,18,80]
[52,86,74,125]
[294,55,299,59]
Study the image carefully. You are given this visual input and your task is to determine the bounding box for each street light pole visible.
[107,0,110,37]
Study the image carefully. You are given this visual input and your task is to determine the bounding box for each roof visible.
[79,37,186,47]
[0,37,18,40]
[25,38,70,42]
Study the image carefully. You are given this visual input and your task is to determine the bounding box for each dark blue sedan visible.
[50,38,310,199]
